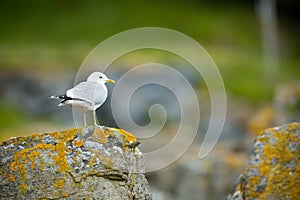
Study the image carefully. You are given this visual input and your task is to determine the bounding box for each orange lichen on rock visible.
[227,123,300,199]
[51,128,78,141]
[5,173,15,182]
[53,141,69,173]
[9,142,56,185]
[10,150,27,182]
[113,128,137,144]
[28,150,41,170]
[54,178,65,190]
[62,193,69,197]
[92,127,138,148]
[93,128,109,144]
[34,143,54,151]
[73,139,83,147]
[19,183,28,193]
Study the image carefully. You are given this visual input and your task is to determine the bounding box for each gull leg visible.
[83,112,87,126]
[93,110,98,126]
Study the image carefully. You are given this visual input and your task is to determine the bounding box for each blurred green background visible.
[1,0,300,199]
[1,0,299,138]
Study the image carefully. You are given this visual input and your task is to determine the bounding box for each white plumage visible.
[50,72,115,126]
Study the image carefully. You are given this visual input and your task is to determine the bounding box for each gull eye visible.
[99,76,103,79]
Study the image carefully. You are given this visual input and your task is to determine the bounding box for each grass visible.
[0,101,28,140]
[0,0,299,125]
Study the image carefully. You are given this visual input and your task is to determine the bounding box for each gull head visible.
[87,72,115,84]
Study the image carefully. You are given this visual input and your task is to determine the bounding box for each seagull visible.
[50,72,115,126]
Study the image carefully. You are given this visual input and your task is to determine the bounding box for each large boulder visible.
[225,123,300,200]
[0,126,152,200]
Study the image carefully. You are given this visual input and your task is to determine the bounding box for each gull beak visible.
[106,79,115,84]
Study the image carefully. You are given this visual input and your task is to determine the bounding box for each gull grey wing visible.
[66,81,107,105]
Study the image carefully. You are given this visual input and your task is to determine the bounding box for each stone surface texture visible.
[225,123,300,200]
[0,126,152,200]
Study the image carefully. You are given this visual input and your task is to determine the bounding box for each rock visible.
[225,123,300,200]
[0,126,152,200]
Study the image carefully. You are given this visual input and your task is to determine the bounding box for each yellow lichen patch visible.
[28,150,41,170]
[257,161,271,176]
[257,136,269,143]
[73,139,83,148]
[97,155,112,168]
[93,128,109,143]
[88,156,97,167]
[53,191,59,198]
[5,174,15,182]
[40,160,45,171]
[287,123,299,132]
[10,159,17,172]
[34,143,54,151]
[263,166,299,199]
[72,156,79,166]
[53,141,69,173]
[19,183,28,193]
[64,128,80,141]
[10,151,27,182]
[10,143,55,177]
[17,137,25,143]
[247,175,260,188]
[28,133,43,142]
[50,128,79,142]
[112,128,137,143]
[54,178,65,190]
[62,193,69,197]
[8,136,72,193]
[46,128,82,173]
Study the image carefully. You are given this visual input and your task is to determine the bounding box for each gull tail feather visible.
[50,94,68,106]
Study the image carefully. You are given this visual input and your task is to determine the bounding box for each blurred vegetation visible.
[0,0,299,135]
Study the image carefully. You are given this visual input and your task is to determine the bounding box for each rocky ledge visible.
[225,123,300,200]
[0,126,152,200]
